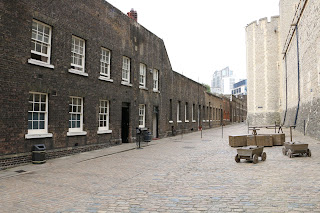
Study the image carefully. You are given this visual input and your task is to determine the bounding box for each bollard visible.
[222,124,223,138]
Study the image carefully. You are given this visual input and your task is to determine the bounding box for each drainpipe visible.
[294,25,300,128]
[282,53,288,125]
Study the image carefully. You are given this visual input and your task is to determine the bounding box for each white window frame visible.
[177,101,182,123]
[192,104,196,122]
[25,92,52,139]
[153,69,159,92]
[28,20,54,68]
[139,63,147,88]
[139,104,145,128]
[68,97,86,136]
[100,48,111,79]
[69,36,87,76]
[185,102,189,122]
[98,100,112,134]
[122,56,131,83]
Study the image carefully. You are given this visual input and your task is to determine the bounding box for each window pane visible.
[40,113,45,120]
[28,103,33,112]
[72,121,75,128]
[36,43,41,52]
[44,26,50,35]
[28,121,32,129]
[33,113,38,120]
[39,121,45,129]
[42,46,47,54]
[38,24,43,33]
[76,121,80,128]
[34,103,39,111]
[41,104,46,111]
[32,21,37,30]
[34,94,39,102]
[33,121,39,129]
[28,112,32,120]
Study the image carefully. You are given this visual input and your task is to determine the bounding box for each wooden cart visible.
[282,142,311,158]
[235,146,266,164]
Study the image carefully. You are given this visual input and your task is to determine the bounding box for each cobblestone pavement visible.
[1,123,320,213]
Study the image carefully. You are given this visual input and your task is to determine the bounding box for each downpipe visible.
[282,53,288,125]
[294,25,300,128]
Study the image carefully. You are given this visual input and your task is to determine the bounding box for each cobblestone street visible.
[1,123,320,212]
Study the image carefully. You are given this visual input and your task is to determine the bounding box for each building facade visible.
[246,0,320,139]
[232,79,247,96]
[0,0,246,169]
[211,67,235,95]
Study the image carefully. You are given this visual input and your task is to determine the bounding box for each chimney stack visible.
[127,8,137,22]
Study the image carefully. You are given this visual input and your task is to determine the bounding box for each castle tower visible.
[246,17,281,125]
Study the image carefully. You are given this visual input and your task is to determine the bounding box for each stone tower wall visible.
[246,16,281,125]
[281,0,320,139]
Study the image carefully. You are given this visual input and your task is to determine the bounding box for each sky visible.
[106,0,280,86]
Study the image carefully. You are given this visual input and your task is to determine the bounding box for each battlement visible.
[246,16,280,29]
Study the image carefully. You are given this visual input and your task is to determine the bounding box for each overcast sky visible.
[106,0,280,86]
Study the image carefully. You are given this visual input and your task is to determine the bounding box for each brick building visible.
[0,0,246,168]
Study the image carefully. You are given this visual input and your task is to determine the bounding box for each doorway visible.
[121,103,130,143]
[153,106,159,138]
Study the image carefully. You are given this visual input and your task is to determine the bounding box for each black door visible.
[121,104,130,143]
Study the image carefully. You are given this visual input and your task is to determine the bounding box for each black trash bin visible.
[32,144,46,164]
[143,131,153,142]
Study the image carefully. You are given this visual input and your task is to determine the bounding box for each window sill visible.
[153,89,160,93]
[121,81,132,87]
[97,130,112,134]
[25,133,53,139]
[28,59,54,69]
[169,120,174,124]
[139,127,147,131]
[98,76,113,82]
[139,86,148,91]
[185,120,189,123]
[192,120,196,123]
[68,69,88,77]
[67,131,87,136]
[177,120,182,123]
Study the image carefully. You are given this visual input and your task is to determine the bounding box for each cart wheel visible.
[282,147,287,155]
[235,154,240,163]
[261,152,267,161]
[288,149,293,158]
[307,149,312,157]
[253,154,258,164]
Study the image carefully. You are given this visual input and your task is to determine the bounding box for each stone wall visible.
[246,16,281,125]
[282,0,320,139]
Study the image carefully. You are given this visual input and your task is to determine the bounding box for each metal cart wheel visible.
[261,152,267,161]
[252,154,258,164]
[282,147,287,155]
[288,149,293,158]
[235,154,240,163]
[307,149,311,157]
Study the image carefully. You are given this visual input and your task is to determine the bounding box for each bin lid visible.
[32,144,46,151]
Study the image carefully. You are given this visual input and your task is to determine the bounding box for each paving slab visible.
[0,123,320,212]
